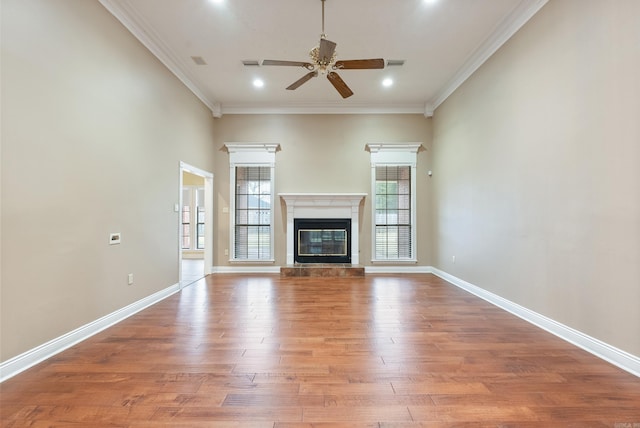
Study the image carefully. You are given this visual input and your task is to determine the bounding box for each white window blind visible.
[375,165,412,259]
[234,166,272,259]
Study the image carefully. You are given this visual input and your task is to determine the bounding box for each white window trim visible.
[367,143,422,263]
[225,143,279,263]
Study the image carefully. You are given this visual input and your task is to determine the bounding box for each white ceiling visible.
[99,0,548,117]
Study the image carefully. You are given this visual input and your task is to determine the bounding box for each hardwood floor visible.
[2,274,639,427]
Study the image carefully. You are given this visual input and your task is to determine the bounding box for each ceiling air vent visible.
[242,60,260,67]
[191,56,207,65]
[386,59,405,67]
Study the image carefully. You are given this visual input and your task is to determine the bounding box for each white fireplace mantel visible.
[279,193,366,265]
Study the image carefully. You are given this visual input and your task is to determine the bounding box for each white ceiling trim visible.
[99,0,222,117]
[220,102,429,117]
[99,0,548,118]
[427,0,549,112]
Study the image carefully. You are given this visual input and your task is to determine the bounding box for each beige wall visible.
[1,0,216,361]
[431,0,640,356]
[212,114,433,267]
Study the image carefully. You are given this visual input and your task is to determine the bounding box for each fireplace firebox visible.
[294,218,351,264]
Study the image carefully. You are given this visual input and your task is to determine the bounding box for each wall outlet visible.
[224,249,229,256]
[128,273,134,285]
[109,232,121,245]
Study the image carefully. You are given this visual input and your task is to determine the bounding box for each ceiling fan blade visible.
[318,38,337,63]
[286,71,318,90]
[262,60,315,70]
[327,72,353,98]
[334,58,385,70]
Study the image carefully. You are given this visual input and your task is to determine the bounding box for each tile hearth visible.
[280,264,365,277]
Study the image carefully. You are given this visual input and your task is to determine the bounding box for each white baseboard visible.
[365,265,432,274]
[0,283,180,382]
[430,267,640,378]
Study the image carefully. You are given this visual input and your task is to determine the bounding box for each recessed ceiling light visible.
[253,78,264,88]
[382,78,394,87]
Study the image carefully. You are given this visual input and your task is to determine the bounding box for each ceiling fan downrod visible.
[321,0,326,39]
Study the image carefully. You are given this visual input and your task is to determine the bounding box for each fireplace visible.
[279,193,366,265]
[294,218,351,263]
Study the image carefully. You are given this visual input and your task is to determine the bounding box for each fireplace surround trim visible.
[279,193,366,265]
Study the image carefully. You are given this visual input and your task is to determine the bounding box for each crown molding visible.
[424,103,435,118]
[219,102,428,116]
[100,0,547,118]
[98,0,222,117]
[427,0,549,112]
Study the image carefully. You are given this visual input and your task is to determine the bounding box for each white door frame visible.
[179,162,214,287]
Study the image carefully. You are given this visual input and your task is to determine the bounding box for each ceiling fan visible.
[261,0,384,99]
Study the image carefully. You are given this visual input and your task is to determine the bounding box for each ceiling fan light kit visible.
[261,0,384,99]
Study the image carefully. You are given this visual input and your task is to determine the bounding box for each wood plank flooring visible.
[2,274,639,427]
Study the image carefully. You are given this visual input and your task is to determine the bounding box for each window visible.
[226,143,279,262]
[375,165,412,259]
[181,186,205,251]
[368,143,421,262]
[181,190,191,249]
[196,188,205,250]
[234,166,272,259]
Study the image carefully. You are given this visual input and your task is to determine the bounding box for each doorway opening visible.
[179,162,213,288]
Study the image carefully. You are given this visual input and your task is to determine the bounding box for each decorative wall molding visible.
[0,283,181,382]
[366,143,423,166]
[224,143,280,164]
[430,267,640,378]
